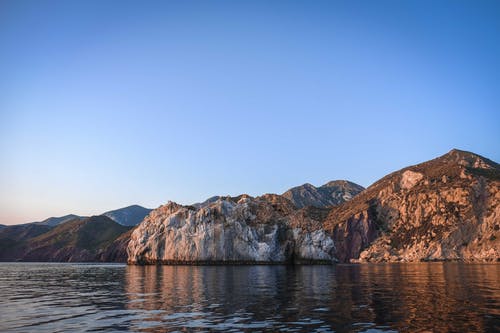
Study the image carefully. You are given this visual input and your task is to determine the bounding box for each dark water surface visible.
[0,263,498,332]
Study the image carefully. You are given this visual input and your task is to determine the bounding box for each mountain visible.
[2,149,498,264]
[0,204,150,262]
[30,214,84,227]
[0,216,131,262]
[282,180,365,208]
[102,205,152,226]
[323,149,500,262]
[0,224,53,259]
[128,149,499,264]
[14,204,150,229]
[127,194,335,264]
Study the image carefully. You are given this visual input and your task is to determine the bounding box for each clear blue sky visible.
[1,0,499,224]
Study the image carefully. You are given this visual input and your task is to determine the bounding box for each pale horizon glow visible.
[1,0,499,225]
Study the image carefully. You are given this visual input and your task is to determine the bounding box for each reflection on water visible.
[0,263,498,332]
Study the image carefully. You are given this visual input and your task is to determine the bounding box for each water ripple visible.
[0,263,499,332]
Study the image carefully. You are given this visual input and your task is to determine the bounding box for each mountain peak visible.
[442,149,496,165]
[282,180,364,209]
[436,149,499,176]
[102,205,152,226]
[322,180,347,187]
[296,183,316,189]
[321,180,365,190]
[447,148,468,155]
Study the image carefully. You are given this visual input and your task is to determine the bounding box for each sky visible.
[1,0,499,224]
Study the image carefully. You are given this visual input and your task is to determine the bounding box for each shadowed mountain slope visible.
[0,216,131,262]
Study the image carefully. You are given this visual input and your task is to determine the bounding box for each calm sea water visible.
[0,263,498,332]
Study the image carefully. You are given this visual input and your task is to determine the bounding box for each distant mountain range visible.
[30,214,84,227]
[0,216,131,262]
[102,205,153,227]
[1,149,498,263]
[192,180,363,210]
[282,180,365,208]
[21,205,152,228]
[0,205,152,262]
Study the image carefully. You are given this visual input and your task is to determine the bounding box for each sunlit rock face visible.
[324,149,500,263]
[400,170,424,190]
[127,194,336,264]
[128,149,499,264]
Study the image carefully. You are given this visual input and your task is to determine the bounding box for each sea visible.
[0,262,498,332]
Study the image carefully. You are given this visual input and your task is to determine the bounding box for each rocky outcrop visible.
[127,194,336,264]
[324,149,500,262]
[282,180,364,208]
[128,149,499,265]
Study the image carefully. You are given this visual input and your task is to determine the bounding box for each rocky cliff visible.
[324,149,500,262]
[127,194,335,264]
[128,149,499,264]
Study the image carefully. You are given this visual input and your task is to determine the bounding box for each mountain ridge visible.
[0,216,131,262]
[102,205,152,226]
[1,149,498,264]
[323,149,500,262]
[282,180,365,209]
[6,204,153,228]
